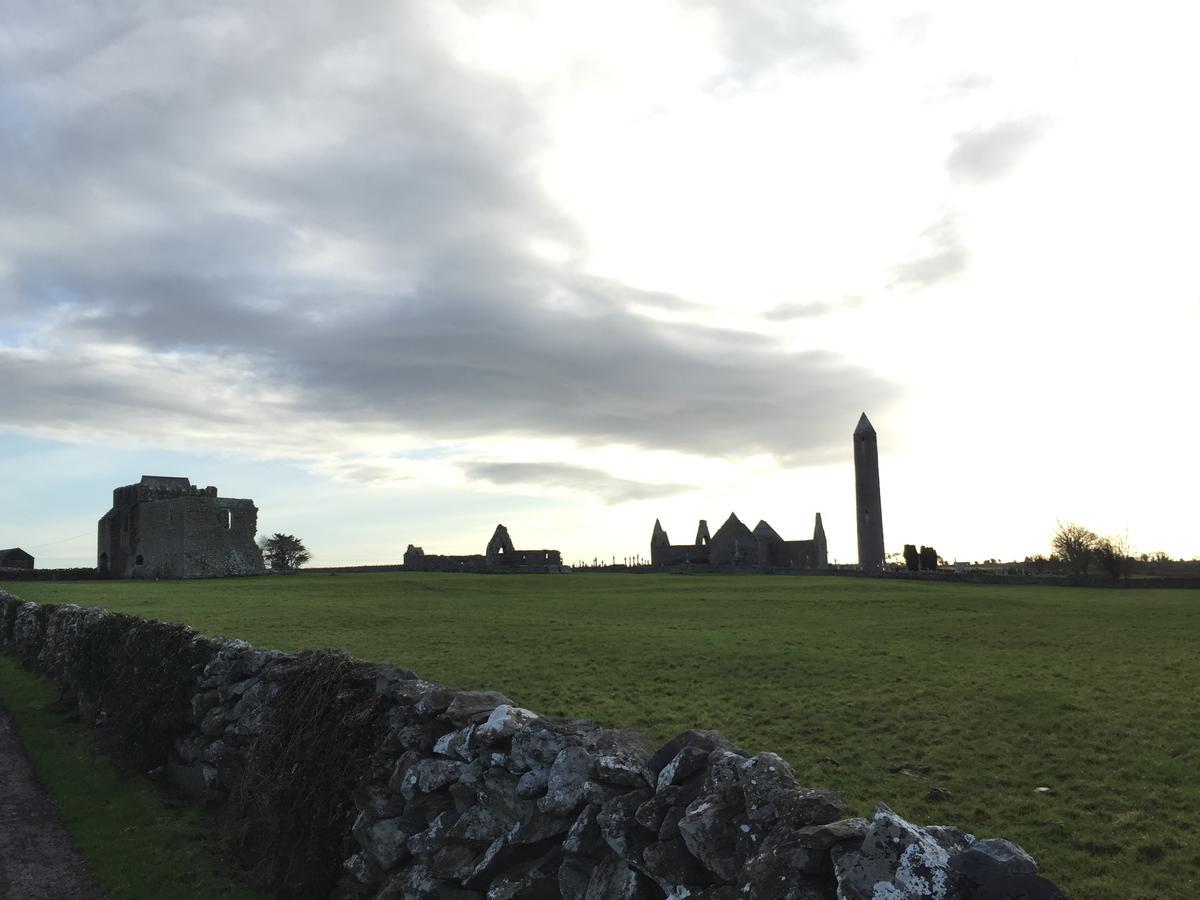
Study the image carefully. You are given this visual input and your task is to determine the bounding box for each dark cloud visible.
[764,296,863,321]
[465,462,691,504]
[892,214,969,290]
[695,0,857,88]
[947,118,1050,183]
[0,2,899,467]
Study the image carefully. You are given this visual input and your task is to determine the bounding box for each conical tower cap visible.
[854,412,876,435]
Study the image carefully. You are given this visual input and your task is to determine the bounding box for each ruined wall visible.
[405,547,564,574]
[0,590,1065,900]
[499,549,562,567]
[407,527,563,574]
[650,545,710,566]
[766,540,822,569]
[405,551,494,574]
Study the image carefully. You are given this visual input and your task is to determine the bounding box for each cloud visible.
[465,462,692,503]
[947,118,1050,183]
[764,296,863,321]
[892,214,969,290]
[695,0,857,87]
[945,73,992,97]
[891,118,1046,292]
[0,2,899,467]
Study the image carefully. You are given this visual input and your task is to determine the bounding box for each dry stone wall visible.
[0,590,1066,900]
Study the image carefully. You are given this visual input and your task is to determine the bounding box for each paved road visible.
[0,706,105,899]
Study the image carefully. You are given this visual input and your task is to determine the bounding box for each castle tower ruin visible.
[97,476,264,579]
[854,413,885,571]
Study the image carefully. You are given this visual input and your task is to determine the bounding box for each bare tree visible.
[1051,522,1098,577]
[1094,533,1133,583]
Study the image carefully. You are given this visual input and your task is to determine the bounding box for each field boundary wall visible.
[0,567,102,581]
[0,590,1065,900]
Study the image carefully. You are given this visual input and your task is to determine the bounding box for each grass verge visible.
[0,654,267,900]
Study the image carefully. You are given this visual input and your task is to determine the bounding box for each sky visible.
[2,0,1198,568]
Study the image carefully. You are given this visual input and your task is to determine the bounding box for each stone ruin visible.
[97,475,264,579]
[650,513,828,570]
[0,591,1066,900]
[405,525,563,573]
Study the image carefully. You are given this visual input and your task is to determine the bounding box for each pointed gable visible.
[0,547,34,569]
[651,519,670,547]
[712,512,754,543]
[486,524,515,557]
[752,520,782,542]
[708,513,756,567]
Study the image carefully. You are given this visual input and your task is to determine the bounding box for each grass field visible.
[3,573,1198,899]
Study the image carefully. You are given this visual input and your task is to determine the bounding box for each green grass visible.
[5,573,1200,899]
[0,655,268,899]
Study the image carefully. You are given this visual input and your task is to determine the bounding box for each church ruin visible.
[651,512,828,569]
[404,524,562,573]
[97,476,264,579]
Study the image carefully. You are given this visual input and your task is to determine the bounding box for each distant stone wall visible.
[0,568,101,582]
[0,590,1065,900]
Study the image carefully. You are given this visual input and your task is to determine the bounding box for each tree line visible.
[1049,522,1133,581]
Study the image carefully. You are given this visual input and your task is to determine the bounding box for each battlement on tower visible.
[110,475,219,509]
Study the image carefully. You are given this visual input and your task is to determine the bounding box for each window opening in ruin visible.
[136,555,144,566]
[223,509,232,529]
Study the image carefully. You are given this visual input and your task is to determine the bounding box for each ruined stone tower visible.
[854,413,885,571]
[97,476,264,579]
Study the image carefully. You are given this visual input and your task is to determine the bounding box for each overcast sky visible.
[2,1,1197,567]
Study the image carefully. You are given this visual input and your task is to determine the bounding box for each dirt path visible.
[0,706,105,899]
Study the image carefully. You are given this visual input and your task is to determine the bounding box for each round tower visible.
[854,413,885,571]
